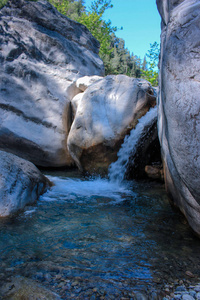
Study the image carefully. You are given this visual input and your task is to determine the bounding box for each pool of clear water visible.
[0,170,200,299]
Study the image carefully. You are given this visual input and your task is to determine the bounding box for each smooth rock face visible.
[156,0,200,235]
[68,75,156,173]
[0,0,104,167]
[0,150,50,217]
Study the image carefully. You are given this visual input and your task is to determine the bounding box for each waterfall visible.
[108,106,157,183]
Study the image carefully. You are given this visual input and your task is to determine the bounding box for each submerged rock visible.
[0,150,50,217]
[0,276,61,299]
[68,75,156,173]
[156,0,200,236]
[0,0,104,167]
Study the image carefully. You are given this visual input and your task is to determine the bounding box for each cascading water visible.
[39,107,158,207]
[0,106,200,299]
[108,106,158,183]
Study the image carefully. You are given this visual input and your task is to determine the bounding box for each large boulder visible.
[0,0,104,167]
[156,0,200,235]
[0,150,50,217]
[68,75,156,173]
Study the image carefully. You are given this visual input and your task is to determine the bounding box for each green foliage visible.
[104,33,141,77]
[47,0,85,19]
[76,0,117,74]
[0,0,39,9]
[0,0,8,9]
[77,12,113,56]
[90,0,113,15]
[142,42,160,86]
[0,0,160,84]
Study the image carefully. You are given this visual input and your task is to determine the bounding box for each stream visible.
[0,108,200,299]
[0,170,200,299]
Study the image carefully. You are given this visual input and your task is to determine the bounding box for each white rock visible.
[68,75,156,172]
[76,75,103,92]
[0,0,104,167]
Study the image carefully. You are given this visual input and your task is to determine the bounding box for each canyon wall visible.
[156,0,200,236]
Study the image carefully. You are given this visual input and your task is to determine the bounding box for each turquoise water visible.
[0,171,200,298]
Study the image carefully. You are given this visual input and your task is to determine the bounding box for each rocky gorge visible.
[0,0,159,213]
[0,0,200,299]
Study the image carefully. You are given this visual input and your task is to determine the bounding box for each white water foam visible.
[40,176,135,204]
[108,106,157,183]
[40,107,157,205]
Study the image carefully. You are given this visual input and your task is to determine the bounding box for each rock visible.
[0,150,50,217]
[182,294,195,300]
[125,112,162,180]
[176,286,187,292]
[0,276,61,299]
[185,271,195,278]
[156,0,200,236]
[134,292,148,300]
[0,0,104,167]
[195,286,200,293]
[174,295,182,299]
[189,291,196,298]
[144,165,164,181]
[76,75,103,92]
[67,75,156,173]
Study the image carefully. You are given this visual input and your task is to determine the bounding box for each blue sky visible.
[84,0,161,59]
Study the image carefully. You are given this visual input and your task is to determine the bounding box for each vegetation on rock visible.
[0,0,159,84]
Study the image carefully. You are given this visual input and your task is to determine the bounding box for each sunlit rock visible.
[68,75,156,173]
[156,0,200,236]
[0,150,50,217]
[76,75,103,92]
[0,0,104,167]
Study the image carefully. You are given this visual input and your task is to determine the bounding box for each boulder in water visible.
[68,75,156,173]
[0,150,50,217]
[157,0,200,236]
[0,0,104,167]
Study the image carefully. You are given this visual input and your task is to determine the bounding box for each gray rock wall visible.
[0,0,104,167]
[156,0,200,236]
